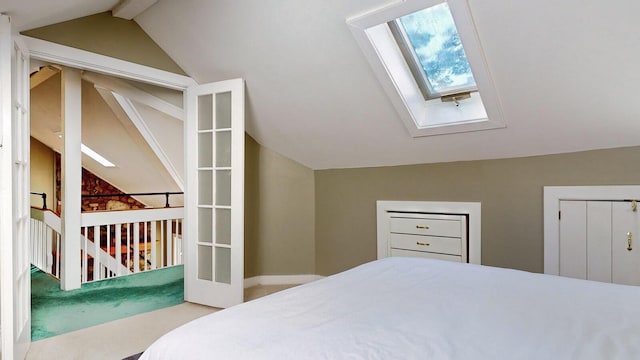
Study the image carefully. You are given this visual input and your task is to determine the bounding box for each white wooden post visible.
[60,67,82,290]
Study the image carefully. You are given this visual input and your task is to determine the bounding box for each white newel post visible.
[61,67,82,290]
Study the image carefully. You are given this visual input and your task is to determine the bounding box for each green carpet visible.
[31,265,184,341]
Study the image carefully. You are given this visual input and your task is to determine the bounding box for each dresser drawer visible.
[390,233,461,255]
[390,248,462,263]
[389,216,461,237]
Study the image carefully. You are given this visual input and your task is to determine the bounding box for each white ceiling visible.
[7,0,640,170]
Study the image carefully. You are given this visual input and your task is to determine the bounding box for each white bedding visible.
[141,257,640,359]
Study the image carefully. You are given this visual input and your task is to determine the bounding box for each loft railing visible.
[30,204,184,286]
[82,191,184,208]
[80,207,183,283]
[30,207,61,276]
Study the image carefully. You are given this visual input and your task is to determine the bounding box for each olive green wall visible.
[245,135,315,277]
[315,146,640,276]
[22,12,185,75]
[30,137,56,210]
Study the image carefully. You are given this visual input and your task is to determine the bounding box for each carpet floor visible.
[31,265,184,341]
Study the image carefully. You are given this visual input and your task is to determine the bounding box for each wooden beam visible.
[30,65,59,89]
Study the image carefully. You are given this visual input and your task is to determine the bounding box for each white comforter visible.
[141,257,640,359]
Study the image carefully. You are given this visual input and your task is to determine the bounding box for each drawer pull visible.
[416,241,430,246]
[416,225,430,230]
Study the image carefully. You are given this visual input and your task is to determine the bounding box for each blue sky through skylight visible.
[398,3,476,95]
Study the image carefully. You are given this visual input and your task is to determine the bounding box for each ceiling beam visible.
[95,87,184,191]
[112,0,158,20]
[30,66,59,89]
[82,71,184,121]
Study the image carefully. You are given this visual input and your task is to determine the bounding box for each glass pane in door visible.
[198,132,213,167]
[198,95,213,130]
[215,92,232,129]
[198,171,212,205]
[198,245,213,281]
[216,131,231,167]
[216,170,231,206]
[215,247,231,284]
[198,208,212,243]
[216,209,231,245]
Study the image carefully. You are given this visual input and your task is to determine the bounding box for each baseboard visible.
[244,274,324,289]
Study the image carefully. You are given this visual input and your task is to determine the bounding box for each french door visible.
[1,14,31,359]
[185,79,245,308]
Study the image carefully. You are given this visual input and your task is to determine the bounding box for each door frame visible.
[543,185,640,275]
[4,35,205,353]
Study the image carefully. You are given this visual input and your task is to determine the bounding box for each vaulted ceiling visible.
[6,0,640,170]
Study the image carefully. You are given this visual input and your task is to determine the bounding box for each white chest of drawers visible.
[377,201,481,264]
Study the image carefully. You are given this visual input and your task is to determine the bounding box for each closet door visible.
[559,200,586,279]
[611,202,640,286]
[586,201,612,283]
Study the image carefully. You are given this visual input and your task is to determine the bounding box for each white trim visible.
[346,0,505,137]
[84,71,185,120]
[20,35,195,90]
[0,14,16,358]
[81,207,183,227]
[111,92,184,190]
[244,275,324,289]
[543,185,640,276]
[376,200,481,264]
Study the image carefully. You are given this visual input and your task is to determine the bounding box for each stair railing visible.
[30,207,61,277]
[80,207,184,283]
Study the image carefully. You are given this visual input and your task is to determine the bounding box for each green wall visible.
[315,146,640,276]
[245,135,315,277]
[22,12,185,75]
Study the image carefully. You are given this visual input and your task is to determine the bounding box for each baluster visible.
[150,221,157,270]
[167,219,173,266]
[92,225,99,281]
[133,222,140,273]
[116,223,122,276]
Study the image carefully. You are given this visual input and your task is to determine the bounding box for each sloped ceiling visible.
[30,71,184,208]
[7,0,640,170]
[135,0,640,169]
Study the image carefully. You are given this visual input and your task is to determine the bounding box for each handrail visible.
[31,191,47,209]
[82,191,183,207]
[81,207,183,227]
[31,207,61,233]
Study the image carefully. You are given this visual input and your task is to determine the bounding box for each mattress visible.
[141,257,640,359]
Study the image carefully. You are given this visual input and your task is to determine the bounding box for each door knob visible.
[628,232,633,252]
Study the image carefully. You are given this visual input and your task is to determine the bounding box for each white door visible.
[184,79,244,308]
[611,202,640,286]
[558,200,613,282]
[0,14,31,360]
[558,200,587,280]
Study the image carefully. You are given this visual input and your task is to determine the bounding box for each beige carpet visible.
[26,284,297,360]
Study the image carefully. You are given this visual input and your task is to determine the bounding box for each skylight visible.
[347,0,505,137]
[81,144,116,167]
[393,3,476,99]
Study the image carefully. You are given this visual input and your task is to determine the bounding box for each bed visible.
[141,257,640,359]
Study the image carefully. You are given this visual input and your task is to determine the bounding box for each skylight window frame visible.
[388,14,478,101]
[347,0,505,137]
